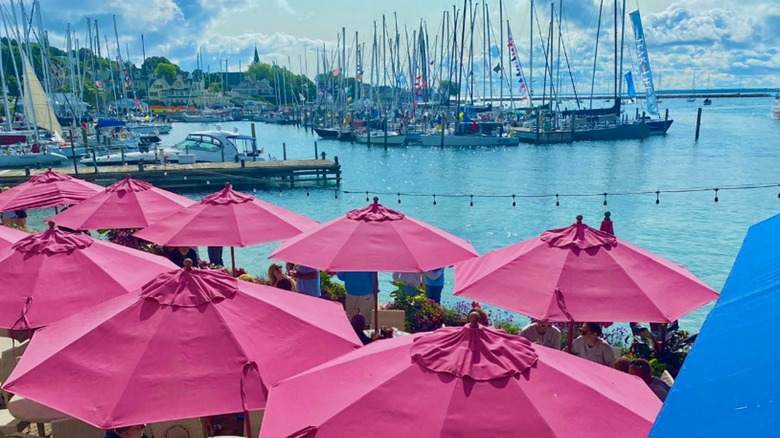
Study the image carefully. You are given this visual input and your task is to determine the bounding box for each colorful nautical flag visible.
[507,24,529,98]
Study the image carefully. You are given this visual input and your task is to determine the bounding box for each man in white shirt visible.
[392,272,423,295]
[570,322,616,366]
[520,320,562,349]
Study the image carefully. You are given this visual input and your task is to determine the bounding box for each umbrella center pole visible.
[231,247,237,277]
[373,273,379,337]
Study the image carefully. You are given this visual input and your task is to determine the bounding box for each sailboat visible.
[703,74,712,105]
[771,91,780,120]
[686,72,696,102]
[0,53,69,168]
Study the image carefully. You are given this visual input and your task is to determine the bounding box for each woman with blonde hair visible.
[267,263,295,291]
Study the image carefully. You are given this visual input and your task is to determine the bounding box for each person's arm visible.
[603,341,616,365]
[295,268,319,280]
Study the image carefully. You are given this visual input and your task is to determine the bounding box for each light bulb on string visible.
[365,191,369,202]
[603,192,608,207]
[469,194,474,207]
[433,194,437,206]
[512,194,516,207]
[555,194,560,207]
[714,188,719,204]
[397,193,401,204]
[655,190,660,205]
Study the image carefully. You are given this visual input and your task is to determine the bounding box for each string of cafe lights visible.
[178,168,780,207]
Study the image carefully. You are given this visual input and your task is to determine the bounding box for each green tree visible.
[438,80,460,97]
[208,81,222,93]
[154,62,178,83]
[142,56,173,74]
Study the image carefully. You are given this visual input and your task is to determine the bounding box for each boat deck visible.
[0,159,341,192]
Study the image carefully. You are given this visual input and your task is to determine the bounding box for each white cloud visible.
[108,0,182,31]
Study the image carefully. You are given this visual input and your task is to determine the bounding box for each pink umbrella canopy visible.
[0,169,102,211]
[0,225,27,249]
[260,322,661,438]
[2,265,361,430]
[270,197,478,272]
[454,217,718,323]
[0,224,176,330]
[49,176,195,230]
[133,183,317,247]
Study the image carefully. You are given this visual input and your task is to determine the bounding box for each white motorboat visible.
[127,122,172,135]
[87,129,262,166]
[354,131,407,146]
[772,95,780,120]
[0,145,68,168]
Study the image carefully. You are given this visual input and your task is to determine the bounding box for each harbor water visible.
[36,97,780,332]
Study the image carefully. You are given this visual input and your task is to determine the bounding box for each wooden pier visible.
[0,158,341,192]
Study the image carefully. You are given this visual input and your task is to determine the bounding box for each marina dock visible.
[0,158,341,192]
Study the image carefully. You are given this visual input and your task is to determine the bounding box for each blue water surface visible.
[37,97,780,332]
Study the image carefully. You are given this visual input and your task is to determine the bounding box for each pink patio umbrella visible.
[0,223,176,331]
[134,182,317,272]
[453,216,718,347]
[260,318,661,437]
[0,225,26,249]
[0,168,102,212]
[270,197,479,329]
[3,263,361,437]
[49,176,195,230]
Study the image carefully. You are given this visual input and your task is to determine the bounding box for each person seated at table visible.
[520,319,562,349]
[267,263,296,291]
[105,424,147,438]
[162,246,199,268]
[612,357,631,373]
[570,322,616,366]
[350,313,373,345]
[629,358,671,401]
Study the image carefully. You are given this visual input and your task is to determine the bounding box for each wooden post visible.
[384,118,388,152]
[695,107,702,141]
[121,144,125,166]
[367,120,371,147]
[314,141,318,160]
[70,129,79,176]
[289,172,295,187]
[334,156,341,185]
[251,122,256,139]
[91,148,99,173]
[283,142,287,160]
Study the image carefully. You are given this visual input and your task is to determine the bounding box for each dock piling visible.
[283,142,287,160]
[24,166,30,176]
[314,141,318,160]
[695,107,703,141]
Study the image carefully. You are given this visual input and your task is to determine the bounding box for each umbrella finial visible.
[467,310,481,327]
[47,221,55,230]
[576,215,583,223]
[603,211,611,220]
[373,196,379,204]
[183,258,193,270]
[224,182,232,189]
[125,173,131,179]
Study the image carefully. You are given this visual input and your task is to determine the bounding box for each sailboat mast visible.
[0,17,12,129]
[12,0,39,141]
[589,0,603,109]
[613,0,618,105]
[456,0,467,111]
[499,0,503,106]
[113,15,127,103]
[529,0,533,104]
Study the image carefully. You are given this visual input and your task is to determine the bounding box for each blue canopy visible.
[650,213,780,436]
[96,118,126,128]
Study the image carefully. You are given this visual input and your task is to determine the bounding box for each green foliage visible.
[629,323,692,378]
[154,62,179,84]
[320,272,346,308]
[387,287,444,333]
[208,81,223,93]
[438,80,460,97]
[142,56,173,74]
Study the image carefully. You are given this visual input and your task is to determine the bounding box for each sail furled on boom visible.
[629,10,659,116]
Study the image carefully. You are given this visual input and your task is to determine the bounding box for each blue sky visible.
[29,0,780,93]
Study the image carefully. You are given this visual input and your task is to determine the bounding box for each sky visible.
[23,0,780,94]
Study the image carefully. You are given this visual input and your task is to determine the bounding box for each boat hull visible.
[0,152,68,168]
[354,133,407,146]
[420,134,519,147]
[314,128,339,139]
